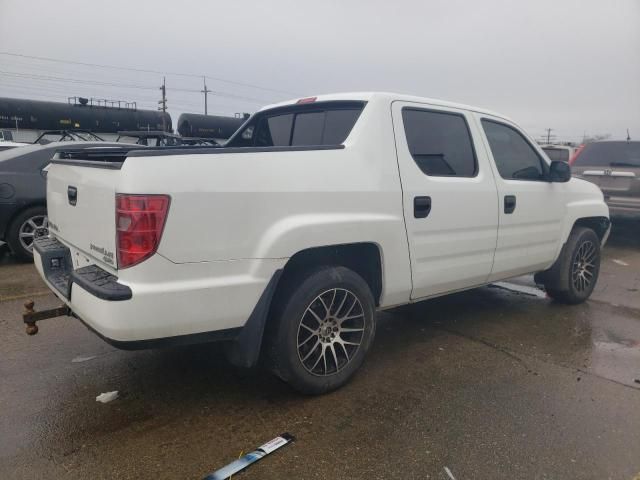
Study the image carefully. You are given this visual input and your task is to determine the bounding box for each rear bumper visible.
[34,237,287,345]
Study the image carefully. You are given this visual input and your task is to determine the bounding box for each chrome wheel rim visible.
[18,215,48,253]
[572,240,597,292]
[297,288,366,376]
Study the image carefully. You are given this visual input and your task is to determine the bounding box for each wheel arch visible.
[571,216,610,242]
[278,242,384,306]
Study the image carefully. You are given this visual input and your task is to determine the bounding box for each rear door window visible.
[402,108,477,177]
[482,120,547,181]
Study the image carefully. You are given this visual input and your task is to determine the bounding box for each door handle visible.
[414,196,432,218]
[67,186,77,206]
[504,195,516,214]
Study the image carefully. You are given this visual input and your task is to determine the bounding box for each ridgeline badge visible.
[90,243,115,265]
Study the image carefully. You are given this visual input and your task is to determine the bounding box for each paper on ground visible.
[96,391,119,403]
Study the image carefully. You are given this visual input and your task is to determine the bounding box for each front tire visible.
[268,266,376,395]
[6,207,48,261]
[537,227,600,304]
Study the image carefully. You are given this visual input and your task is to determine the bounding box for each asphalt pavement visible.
[1,220,639,479]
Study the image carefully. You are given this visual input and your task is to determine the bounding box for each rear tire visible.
[6,207,48,262]
[537,227,600,304]
[268,266,376,395]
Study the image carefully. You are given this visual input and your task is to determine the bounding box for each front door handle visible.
[504,195,516,214]
[414,196,432,218]
[67,186,77,206]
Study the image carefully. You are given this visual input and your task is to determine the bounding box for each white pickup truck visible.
[33,92,610,394]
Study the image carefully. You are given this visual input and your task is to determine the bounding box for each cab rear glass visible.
[574,141,640,167]
[542,147,570,162]
[226,101,365,148]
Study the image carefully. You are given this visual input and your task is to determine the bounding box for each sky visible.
[0,0,638,142]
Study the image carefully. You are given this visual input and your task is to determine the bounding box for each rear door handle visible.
[414,196,432,218]
[504,195,516,214]
[67,186,77,206]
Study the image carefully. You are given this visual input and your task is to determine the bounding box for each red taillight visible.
[116,194,170,268]
[296,96,317,104]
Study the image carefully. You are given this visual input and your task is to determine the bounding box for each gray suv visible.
[572,141,640,218]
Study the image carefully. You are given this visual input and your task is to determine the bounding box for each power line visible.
[0,51,298,97]
[0,81,248,113]
[0,70,268,103]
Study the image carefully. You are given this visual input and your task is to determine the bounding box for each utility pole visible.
[201,76,210,115]
[545,128,554,144]
[158,76,167,131]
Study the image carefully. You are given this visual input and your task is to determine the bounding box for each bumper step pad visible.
[34,237,131,301]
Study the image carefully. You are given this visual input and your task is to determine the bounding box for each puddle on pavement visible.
[588,306,640,388]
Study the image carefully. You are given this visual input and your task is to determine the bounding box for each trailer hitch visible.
[23,300,70,335]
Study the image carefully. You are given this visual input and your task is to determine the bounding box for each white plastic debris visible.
[72,355,97,363]
[444,466,456,480]
[96,391,119,403]
[612,259,629,266]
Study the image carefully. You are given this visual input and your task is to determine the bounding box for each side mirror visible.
[548,160,571,183]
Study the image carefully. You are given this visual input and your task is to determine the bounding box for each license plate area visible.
[34,237,72,299]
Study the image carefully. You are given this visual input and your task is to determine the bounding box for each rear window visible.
[574,141,640,168]
[542,147,570,162]
[226,101,365,148]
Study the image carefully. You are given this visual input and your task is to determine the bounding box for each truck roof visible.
[261,92,512,122]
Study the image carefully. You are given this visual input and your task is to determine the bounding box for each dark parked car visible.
[571,141,640,218]
[0,142,125,260]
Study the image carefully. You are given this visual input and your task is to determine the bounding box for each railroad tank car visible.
[0,97,171,142]
[177,113,248,140]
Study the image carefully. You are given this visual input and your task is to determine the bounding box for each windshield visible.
[574,141,640,167]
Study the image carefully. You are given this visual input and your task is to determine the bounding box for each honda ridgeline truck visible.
[33,93,610,394]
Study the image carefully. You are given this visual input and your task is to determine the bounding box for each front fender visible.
[554,179,609,261]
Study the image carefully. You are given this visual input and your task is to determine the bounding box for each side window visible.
[255,113,294,147]
[291,111,325,146]
[323,109,362,144]
[482,120,547,181]
[402,108,477,177]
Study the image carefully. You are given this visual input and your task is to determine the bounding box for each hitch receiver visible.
[23,300,70,335]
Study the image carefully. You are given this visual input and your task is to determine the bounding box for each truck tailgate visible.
[47,162,119,270]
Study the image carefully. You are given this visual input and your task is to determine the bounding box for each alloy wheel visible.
[18,215,48,254]
[571,240,597,292]
[296,288,367,376]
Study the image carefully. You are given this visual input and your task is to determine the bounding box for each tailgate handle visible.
[67,186,77,206]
